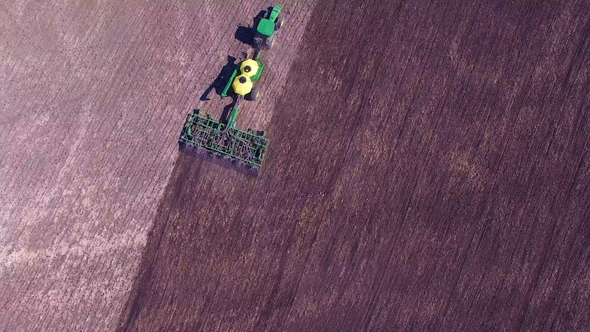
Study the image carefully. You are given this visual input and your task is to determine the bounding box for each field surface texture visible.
[2,0,590,331]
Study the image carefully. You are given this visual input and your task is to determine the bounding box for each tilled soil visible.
[119,1,590,331]
[0,1,313,330]
[2,0,589,331]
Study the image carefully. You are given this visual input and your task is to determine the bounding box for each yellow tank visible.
[240,59,259,77]
[232,75,253,96]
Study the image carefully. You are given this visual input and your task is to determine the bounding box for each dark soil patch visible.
[119,1,590,331]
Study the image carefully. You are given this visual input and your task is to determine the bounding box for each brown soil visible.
[119,1,590,331]
[0,1,313,330]
[2,0,590,331]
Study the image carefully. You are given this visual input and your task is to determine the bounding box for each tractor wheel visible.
[250,88,260,101]
[276,17,284,30]
[264,36,274,49]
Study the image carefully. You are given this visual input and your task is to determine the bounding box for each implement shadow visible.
[114,153,205,331]
[179,143,259,178]
[200,55,237,101]
[115,149,259,331]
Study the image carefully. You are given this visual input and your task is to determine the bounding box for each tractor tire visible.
[250,87,260,101]
[276,17,284,30]
[264,36,274,49]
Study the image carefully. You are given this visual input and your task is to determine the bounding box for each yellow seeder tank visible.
[240,59,259,78]
[232,75,253,96]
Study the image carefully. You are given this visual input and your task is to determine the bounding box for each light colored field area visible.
[0,1,315,330]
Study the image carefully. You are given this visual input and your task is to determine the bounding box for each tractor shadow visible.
[234,9,267,47]
[200,55,238,101]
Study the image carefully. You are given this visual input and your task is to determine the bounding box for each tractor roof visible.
[257,18,275,37]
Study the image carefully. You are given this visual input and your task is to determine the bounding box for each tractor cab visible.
[256,18,276,37]
[253,4,283,49]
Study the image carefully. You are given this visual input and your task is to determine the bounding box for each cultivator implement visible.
[178,109,269,173]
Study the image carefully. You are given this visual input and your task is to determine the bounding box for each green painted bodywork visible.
[257,19,275,37]
[221,66,240,98]
[256,4,283,37]
[269,4,283,21]
[227,107,239,127]
[250,60,265,82]
[179,109,269,169]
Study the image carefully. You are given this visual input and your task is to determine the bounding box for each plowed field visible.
[2,1,590,331]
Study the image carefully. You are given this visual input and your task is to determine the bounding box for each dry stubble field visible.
[1,0,313,330]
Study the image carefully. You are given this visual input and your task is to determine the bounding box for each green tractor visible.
[253,4,283,49]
